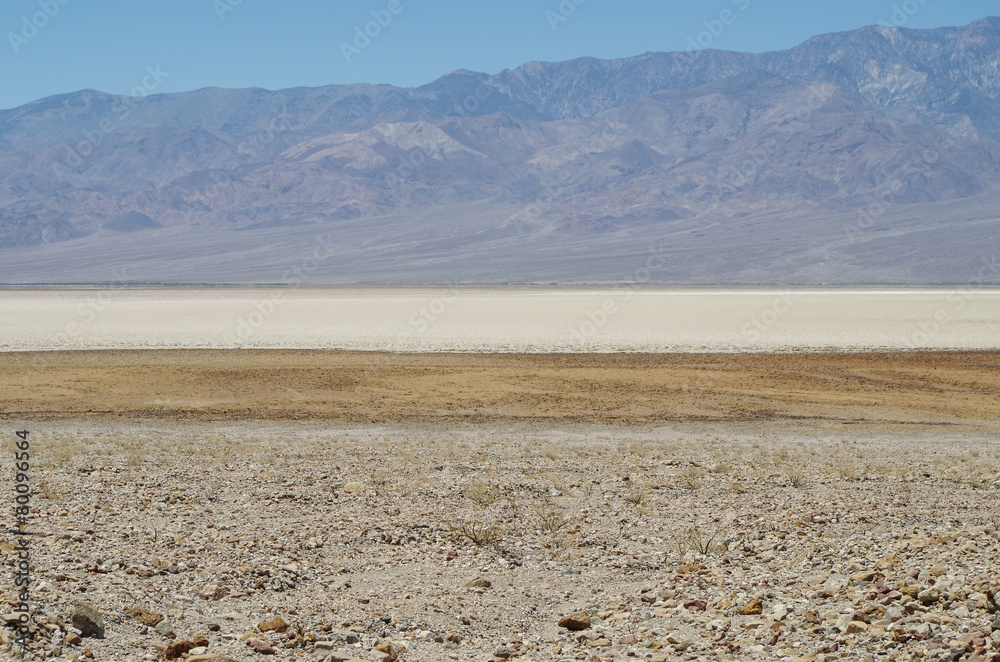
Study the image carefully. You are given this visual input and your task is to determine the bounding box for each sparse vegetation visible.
[623,487,645,506]
[532,496,571,533]
[450,518,501,546]
[669,521,728,557]
[462,480,498,506]
[787,468,807,488]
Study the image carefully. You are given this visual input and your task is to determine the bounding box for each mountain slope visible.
[1,18,999,283]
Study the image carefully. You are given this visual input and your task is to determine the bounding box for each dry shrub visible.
[462,481,498,506]
[532,496,570,533]
[669,521,729,557]
[787,468,807,488]
[450,518,501,546]
[623,488,645,506]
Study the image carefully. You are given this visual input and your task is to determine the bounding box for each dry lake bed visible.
[2,288,1000,661]
[2,287,1000,353]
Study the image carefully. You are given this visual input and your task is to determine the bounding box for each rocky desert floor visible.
[1,351,999,662]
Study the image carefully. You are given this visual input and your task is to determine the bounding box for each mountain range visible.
[2,17,999,283]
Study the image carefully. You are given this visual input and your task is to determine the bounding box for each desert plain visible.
[1,348,1000,662]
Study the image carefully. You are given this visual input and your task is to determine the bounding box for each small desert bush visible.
[532,497,571,533]
[623,487,645,506]
[462,481,498,506]
[669,521,728,557]
[680,467,706,490]
[787,468,807,488]
[833,458,857,480]
[450,518,501,546]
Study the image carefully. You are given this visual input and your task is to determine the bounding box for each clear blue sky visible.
[1,0,997,110]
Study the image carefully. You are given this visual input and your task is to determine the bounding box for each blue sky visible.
[1,0,997,110]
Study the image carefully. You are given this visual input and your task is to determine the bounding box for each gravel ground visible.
[3,420,1000,661]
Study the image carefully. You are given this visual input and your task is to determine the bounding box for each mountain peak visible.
[2,19,1000,284]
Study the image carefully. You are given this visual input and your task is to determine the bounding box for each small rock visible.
[845,621,868,635]
[619,633,638,645]
[917,588,940,604]
[877,553,900,569]
[558,611,591,631]
[682,599,707,612]
[154,620,176,637]
[0,613,22,627]
[164,640,197,660]
[374,641,397,661]
[246,639,276,654]
[65,632,83,646]
[196,584,228,600]
[257,617,288,633]
[737,599,763,616]
[125,607,164,627]
[823,575,848,593]
[342,481,367,494]
[71,602,105,638]
[328,654,368,662]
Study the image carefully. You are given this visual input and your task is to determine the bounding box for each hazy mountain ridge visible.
[1,18,999,283]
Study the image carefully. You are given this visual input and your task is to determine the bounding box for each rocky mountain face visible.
[1,18,998,283]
